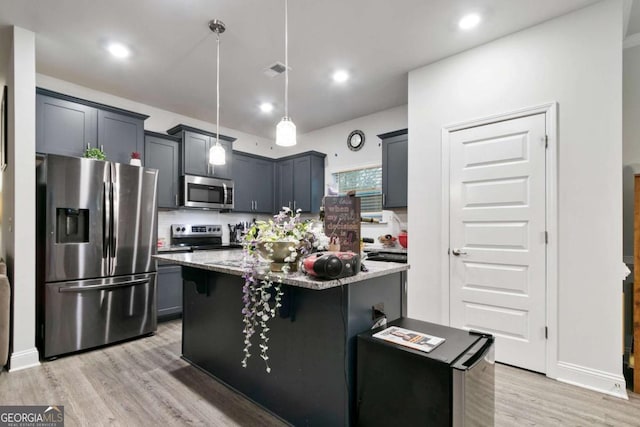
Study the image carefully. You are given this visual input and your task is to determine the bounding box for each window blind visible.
[332,166,382,212]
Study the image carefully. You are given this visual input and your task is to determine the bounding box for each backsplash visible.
[158,207,407,247]
[158,210,269,246]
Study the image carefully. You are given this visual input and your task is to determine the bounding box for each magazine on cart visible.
[372,326,445,353]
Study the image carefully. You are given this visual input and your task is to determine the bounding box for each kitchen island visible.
[153,250,409,426]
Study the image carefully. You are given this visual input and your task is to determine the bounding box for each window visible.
[332,166,382,212]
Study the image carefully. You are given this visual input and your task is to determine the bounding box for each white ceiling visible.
[0,0,611,139]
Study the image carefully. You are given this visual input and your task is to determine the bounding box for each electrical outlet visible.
[372,302,385,320]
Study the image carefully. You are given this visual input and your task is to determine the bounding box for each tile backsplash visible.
[158,210,269,245]
[158,207,407,246]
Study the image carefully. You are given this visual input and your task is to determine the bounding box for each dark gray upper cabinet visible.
[35,88,148,162]
[36,94,97,157]
[144,131,181,209]
[277,159,294,211]
[98,110,145,164]
[183,131,210,177]
[167,124,235,180]
[276,151,325,213]
[233,151,275,214]
[380,129,408,208]
[254,157,275,213]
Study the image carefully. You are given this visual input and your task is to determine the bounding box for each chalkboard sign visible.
[323,196,361,253]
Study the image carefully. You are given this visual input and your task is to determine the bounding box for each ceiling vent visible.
[264,61,290,78]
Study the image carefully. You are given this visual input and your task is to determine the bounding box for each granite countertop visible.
[363,244,408,254]
[153,250,410,291]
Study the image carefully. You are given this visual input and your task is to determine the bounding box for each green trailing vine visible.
[241,207,329,373]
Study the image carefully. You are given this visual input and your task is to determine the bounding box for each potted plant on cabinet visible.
[130,151,142,166]
[83,146,105,160]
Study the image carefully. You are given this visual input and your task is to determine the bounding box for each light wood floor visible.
[1,320,639,426]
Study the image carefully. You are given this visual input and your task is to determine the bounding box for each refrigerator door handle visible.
[110,177,117,260]
[103,182,110,259]
[58,278,150,293]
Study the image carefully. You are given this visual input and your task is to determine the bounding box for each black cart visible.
[357,318,495,426]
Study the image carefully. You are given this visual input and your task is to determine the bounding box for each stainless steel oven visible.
[181,175,233,209]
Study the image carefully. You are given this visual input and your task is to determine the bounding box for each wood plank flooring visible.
[1,319,639,426]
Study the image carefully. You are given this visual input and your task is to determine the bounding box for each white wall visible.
[409,0,624,397]
[295,105,407,186]
[623,44,640,260]
[6,27,39,371]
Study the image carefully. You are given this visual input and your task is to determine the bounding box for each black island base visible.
[180,266,405,426]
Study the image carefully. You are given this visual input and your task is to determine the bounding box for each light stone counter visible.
[153,250,409,291]
[363,245,408,254]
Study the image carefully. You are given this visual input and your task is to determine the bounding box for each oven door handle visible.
[59,279,150,293]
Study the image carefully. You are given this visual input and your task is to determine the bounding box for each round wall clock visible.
[347,130,365,151]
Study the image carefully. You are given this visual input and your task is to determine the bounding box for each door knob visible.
[451,249,468,256]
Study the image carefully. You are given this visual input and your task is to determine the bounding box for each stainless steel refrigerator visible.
[36,154,158,358]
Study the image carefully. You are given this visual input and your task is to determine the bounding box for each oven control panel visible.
[171,224,223,237]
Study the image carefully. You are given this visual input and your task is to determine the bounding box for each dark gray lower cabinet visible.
[380,129,408,208]
[157,264,182,320]
[232,151,274,213]
[144,132,180,209]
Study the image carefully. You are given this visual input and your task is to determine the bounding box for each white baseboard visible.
[555,361,628,399]
[9,348,40,372]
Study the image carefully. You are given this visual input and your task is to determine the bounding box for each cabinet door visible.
[254,158,274,213]
[157,265,183,320]
[382,135,408,208]
[145,135,180,209]
[277,159,294,210]
[210,139,233,180]
[36,94,97,157]
[184,131,210,176]
[98,110,144,164]
[293,156,311,212]
[231,152,254,212]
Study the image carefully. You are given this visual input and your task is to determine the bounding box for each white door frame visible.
[440,102,558,378]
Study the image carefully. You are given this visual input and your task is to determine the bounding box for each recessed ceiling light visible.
[458,13,481,30]
[332,70,349,83]
[259,102,274,113]
[107,42,131,59]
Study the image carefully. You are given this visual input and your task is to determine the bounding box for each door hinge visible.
[545,231,548,244]
[545,326,548,339]
[544,134,548,148]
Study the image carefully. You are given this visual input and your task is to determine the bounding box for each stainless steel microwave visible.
[181,175,234,209]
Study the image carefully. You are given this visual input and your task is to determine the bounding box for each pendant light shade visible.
[276,0,296,147]
[276,117,296,147]
[209,141,226,165]
[209,19,226,165]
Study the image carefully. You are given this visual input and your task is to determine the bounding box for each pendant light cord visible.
[216,31,220,146]
[284,0,289,118]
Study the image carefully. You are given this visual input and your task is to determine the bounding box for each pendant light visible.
[276,0,296,147]
[209,19,226,165]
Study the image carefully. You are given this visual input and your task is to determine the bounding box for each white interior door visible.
[449,113,547,373]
